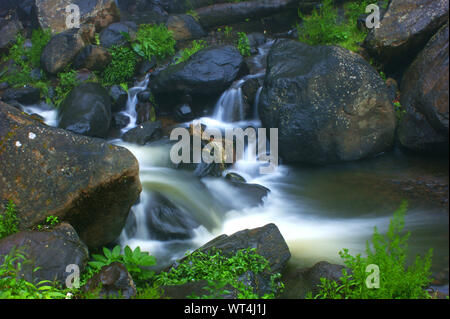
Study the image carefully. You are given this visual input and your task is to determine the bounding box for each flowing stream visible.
[18,41,449,292]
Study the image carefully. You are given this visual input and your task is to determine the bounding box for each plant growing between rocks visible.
[308,202,434,299]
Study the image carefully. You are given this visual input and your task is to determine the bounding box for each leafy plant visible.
[393,99,407,121]
[237,32,251,57]
[156,248,284,299]
[131,24,176,62]
[308,201,434,299]
[46,215,59,227]
[297,0,386,52]
[0,200,19,240]
[175,40,207,64]
[102,46,138,86]
[224,26,233,38]
[0,248,66,299]
[87,245,156,285]
[54,69,79,106]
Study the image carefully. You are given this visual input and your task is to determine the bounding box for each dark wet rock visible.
[1,87,40,105]
[364,0,449,70]
[35,0,120,34]
[196,0,307,29]
[281,261,345,299]
[112,113,130,129]
[109,85,128,112]
[385,78,399,102]
[73,45,112,71]
[0,13,23,52]
[0,223,89,285]
[259,40,396,164]
[58,83,112,138]
[122,120,162,145]
[398,23,449,155]
[137,90,152,103]
[0,102,142,249]
[99,21,138,48]
[41,29,86,74]
[150,45,245,104]
[166,14,206,41]
[138,59,157,76]
[118,0,169,25]
[30,68,43,81]
[136,101,155,124]
[83,262,136,299]
[225,172,246,183]
[241,77,262,110]
[198,223,290,274]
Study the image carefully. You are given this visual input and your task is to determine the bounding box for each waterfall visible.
[121,74,150,133]
[213,79,246,122]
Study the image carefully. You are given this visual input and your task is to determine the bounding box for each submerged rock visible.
[58,83,112,138]
[0,102,142,249]
[0,223,89,285]
[398,23,449,154]
[259,40,396,164]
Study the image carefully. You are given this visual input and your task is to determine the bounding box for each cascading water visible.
[18,41,449,289]
[121,74,150,133]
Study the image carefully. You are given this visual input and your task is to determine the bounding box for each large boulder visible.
[35,0,120,34]
[364,0,449,70]
[0,102,142,248]
[41,29,86,74]
[58,83,112,138]
[198,223,291,274]
[398,23,449,154]
[0,223,89,285]
[166,14,206,41]
[150,45,245,103]
[258,40,396,164]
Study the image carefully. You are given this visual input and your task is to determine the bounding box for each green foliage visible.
[297,0,383,52]
[54,70,79,106]
[131,24,176,62]
[309,201,434,299]
[237,32,251,57]
[0,29,51,87]
[102,46,138,86]
[156,248,284,299]
[0,200,19,239]
[0,248,66,299]
[46,215,59,227]
[175,40,207,64]
[87,245,156,285]
[393,100,407,121]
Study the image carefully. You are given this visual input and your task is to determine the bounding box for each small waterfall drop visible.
[121,74,150,133]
